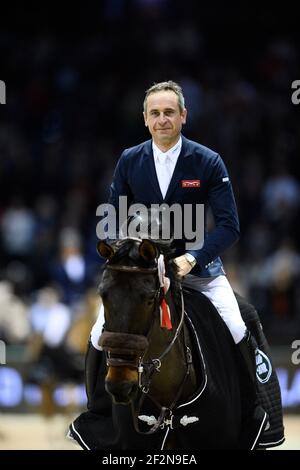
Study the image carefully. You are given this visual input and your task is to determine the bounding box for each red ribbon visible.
[160,294,172,330]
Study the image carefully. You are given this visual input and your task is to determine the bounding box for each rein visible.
[102,260,192,435]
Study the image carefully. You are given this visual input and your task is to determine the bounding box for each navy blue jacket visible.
[108,135,240,277]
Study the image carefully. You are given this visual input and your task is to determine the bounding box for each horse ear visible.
[139,239,158,262]
[97,241,114,260]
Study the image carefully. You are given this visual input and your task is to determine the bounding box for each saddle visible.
[69,290,285,450]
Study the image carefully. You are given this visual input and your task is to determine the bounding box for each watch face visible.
[185,254,196,266]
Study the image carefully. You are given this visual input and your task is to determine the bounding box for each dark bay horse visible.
[94,237,245,450]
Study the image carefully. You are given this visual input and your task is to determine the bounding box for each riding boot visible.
[85,339,111,415]
[237,330,269,448]
[237,330,258,385]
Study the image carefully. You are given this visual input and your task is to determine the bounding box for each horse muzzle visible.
[98,331,149,404]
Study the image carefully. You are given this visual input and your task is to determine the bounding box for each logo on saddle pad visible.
[255,349,272,384]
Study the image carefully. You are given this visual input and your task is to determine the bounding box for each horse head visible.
[97,237,184,406]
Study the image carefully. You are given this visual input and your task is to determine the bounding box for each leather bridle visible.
[101,260,193,435]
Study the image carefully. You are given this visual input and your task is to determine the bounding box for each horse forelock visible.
[111,239,150,266]
[101,238,182,312]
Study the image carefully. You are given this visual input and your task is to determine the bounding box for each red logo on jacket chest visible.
[181,180,201,188]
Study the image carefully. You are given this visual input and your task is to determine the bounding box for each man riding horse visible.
[70,80,284,449]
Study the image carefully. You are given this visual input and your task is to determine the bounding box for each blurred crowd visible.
[1,0,300,387]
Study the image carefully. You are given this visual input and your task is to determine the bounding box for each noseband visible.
[99,260,190,435]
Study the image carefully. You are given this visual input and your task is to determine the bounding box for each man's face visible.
[143,90,187,148]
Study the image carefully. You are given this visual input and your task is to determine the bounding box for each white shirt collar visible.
[152,136,182,164]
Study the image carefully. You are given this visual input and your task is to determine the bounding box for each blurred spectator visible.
[50,227,95,305]
[67,288,101,354]
[260,239,300,288]
[29,286,71,348]
[248,240,300,343]
[262,165,300,223]
[0,281,30,343]
[0,199,36,257]
[26,286,83,412]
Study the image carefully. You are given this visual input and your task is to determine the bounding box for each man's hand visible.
[174,254,195,277]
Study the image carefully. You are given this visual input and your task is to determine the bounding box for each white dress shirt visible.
[152,136,182,199]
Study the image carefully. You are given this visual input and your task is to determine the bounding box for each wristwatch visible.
[185,253,197,269]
